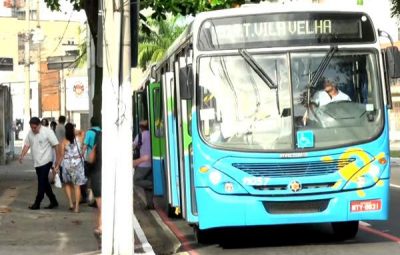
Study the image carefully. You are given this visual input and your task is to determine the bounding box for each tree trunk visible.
[93,64,102,125]
[83,0,102,125]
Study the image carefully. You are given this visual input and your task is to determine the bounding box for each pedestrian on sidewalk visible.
[59,123,87,213]
[50,121,57,133]
[19,117,60,210]
[55,116,66,142]
[55,116,72,199]
[55,115,66,177]
[41,118,49,127]
[82,117,101,207]
[133,120,154,210]
[87,133,102,247]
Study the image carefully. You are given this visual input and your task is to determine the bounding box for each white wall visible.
[9,81,39,119]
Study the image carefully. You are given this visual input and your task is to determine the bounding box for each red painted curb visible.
[155,206,199,255]
[360,225,400,244]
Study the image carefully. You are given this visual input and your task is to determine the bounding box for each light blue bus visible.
[133,5,400,242]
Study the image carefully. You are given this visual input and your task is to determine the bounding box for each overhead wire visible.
[48,11,73,56]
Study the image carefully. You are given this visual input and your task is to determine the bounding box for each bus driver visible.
[313,79,351,106]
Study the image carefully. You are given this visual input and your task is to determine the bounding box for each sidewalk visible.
[0,146,155,255]
[0,157,99,255]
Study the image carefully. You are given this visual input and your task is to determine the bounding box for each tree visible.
[141,0,265,20]
[43,0,265,123]
[44,0,102,123]
[392,0,400,16]
[138,16,185,70]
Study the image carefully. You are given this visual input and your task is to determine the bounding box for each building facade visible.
[0,0,88,129]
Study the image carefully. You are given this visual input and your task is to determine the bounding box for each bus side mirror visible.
[179,64,194,100]
[385,46,400,78]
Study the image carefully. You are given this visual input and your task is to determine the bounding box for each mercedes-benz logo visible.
[289,180,302,192]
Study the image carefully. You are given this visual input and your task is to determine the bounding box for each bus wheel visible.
[331,221,359,240]
[194,226,212,244]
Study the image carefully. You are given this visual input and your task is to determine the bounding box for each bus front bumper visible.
[196,179,389,230]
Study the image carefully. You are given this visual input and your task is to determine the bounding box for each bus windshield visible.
[198,50,383,151]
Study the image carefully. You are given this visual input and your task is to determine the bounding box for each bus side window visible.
[137,93,148,122]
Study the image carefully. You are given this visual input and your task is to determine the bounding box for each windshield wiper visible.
[308,46,338,88]
[238,50,282,137]
[238,49,277,89]
[274,59,281,115]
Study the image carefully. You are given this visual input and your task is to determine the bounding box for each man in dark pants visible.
[19,117,60,210]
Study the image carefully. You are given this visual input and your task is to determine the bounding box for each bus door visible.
[175,50,197,223]
[148,82,165,196]
[161,72,181,213]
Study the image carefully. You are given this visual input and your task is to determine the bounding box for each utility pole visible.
[36,0,42,117]
[102,0,133,253]
[60,67,66,116]
[24,0,31,131]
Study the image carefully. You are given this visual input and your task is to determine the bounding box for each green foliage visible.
[44,0,82,11]
[392,0,400,16]
[138,16,186,70]
[43,0,61,11]
[140,0,263,20]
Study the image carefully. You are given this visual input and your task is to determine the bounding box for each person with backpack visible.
[133,120,154,209]
[82,117,101,206]
[87,133,102,249]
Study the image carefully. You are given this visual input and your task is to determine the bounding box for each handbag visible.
[133,132,142,160]
[54,173,62,188]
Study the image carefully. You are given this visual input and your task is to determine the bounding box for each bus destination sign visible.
[198,12,375,50]
[224,19,335,39]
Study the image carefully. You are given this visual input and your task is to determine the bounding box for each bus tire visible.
[331,221,359,240]
[194,226,212,244]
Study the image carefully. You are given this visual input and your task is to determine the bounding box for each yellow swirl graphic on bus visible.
[323,149,385,197]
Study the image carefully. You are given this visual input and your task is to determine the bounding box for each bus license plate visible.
[350,199,382,212]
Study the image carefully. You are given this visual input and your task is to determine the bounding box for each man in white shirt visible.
[313,80,351,106]
[19,117,60,210]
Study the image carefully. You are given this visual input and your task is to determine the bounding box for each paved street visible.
[140,161,400,255]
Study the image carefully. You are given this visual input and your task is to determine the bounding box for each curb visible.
[135,188,182,255]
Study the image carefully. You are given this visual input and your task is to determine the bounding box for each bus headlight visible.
[199,167,248,194]
[343,163,383,190]
[224,182,234,193]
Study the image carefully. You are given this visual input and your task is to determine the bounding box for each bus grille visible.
[232,159,355,178]
[263,200,330,214]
